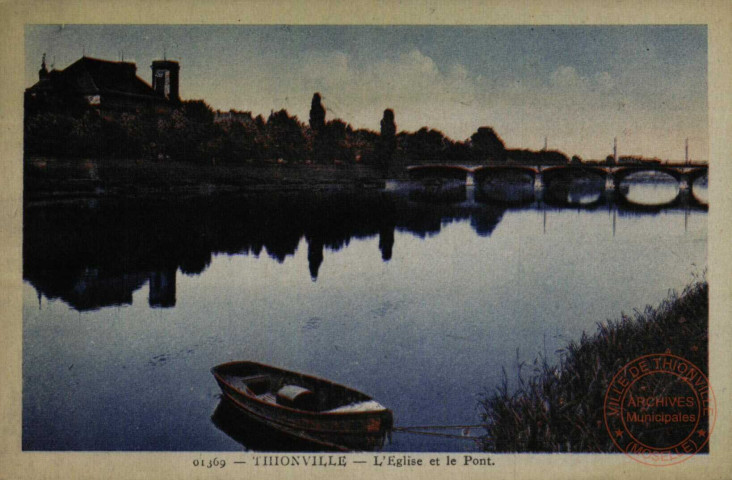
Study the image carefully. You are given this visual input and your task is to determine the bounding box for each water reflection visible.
[475,170,535,205]
[620,171,680,205]
[24,187,706,313]
[211,399,391,452]
[544,177,605,206]
[212,399,318,451]
[408,181,466,204]
[692,174,709,205]
[23,180,709,452]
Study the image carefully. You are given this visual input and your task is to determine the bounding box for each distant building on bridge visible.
[25,55,181,113]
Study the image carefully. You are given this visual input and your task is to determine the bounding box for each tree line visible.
[24,92,572,168]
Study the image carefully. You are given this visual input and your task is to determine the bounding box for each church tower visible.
[151,59,180,103]
[39,53,49,80]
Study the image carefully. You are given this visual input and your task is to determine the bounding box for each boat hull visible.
[212,361,393,451]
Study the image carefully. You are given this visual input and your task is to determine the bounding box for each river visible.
[22,177,707,451]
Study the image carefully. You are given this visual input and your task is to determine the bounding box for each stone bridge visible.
[406,164,708,191]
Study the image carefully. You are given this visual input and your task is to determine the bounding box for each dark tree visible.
[265,109,307,162]
[319,119,352,163]
[156,100,218,163]
[309,93,325,133]
[470,126,506,163]
[349,128,380,164]
[536,150,569,165]
[402,127,448,164]
[445,140,471,164]
[309,93,327,162]
[379,109,397,174]
[24,112,76,156]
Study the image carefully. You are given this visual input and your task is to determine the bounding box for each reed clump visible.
[479,280,708,452]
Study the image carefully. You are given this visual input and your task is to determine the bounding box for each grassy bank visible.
[24,157,392,203]
[479,280,708,452]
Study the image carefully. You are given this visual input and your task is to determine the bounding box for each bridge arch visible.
[407,165,472,182]
[686,167,708,184]
[473,165,537,183]
[540,166,608,206]
[613,166,682,188]
[540,165,608,186]
[614,190,683,212]
[472,166,537,205]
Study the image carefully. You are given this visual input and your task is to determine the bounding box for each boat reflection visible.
[213,398,330,452]
[211,398,391,452]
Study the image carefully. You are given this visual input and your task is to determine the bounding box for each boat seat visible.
[325,400,386,413]
[241,374,271,395]
[276,384,317,410]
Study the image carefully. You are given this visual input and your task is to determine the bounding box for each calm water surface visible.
[23,182,707,451]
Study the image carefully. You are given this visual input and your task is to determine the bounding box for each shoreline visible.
[24,156,395,204]
[479,280,708,453]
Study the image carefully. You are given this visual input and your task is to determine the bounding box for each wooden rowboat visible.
[211,361,393,451]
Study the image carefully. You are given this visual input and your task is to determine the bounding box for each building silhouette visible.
[151,60,181,103]
[25,55,181,112]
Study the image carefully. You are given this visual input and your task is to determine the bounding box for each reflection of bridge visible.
[25,190,707,312]
[407,164,708,190]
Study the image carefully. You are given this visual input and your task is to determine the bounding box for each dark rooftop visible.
[28,56,158,98]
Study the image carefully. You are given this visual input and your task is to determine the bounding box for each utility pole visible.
[543,137,548,151]
[613,137,618,165]
[685,138,689,165]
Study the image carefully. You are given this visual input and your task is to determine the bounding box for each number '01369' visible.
[192,457,226,468]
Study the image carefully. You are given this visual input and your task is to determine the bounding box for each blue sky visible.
[26,25,707,160]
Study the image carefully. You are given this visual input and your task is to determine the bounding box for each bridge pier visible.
[605,172,615,192]
[406,164,707,203]
[679,176,690,192]
[466,183,476,204]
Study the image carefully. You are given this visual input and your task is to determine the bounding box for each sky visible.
[25,25,707,161]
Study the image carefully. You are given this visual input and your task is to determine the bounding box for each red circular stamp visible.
[603,353,715,466]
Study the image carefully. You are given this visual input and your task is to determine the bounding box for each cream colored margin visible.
[0,1,730,479]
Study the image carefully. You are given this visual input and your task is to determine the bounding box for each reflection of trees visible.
[470,206,507,237]
[24,188,703,312]
[24,193,504,310]
[307,238,324,280]
[378,227,394,261]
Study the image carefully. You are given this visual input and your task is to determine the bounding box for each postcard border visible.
[1,1,731,479]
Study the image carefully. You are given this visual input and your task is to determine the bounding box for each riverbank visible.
[24,157,394,203]
[479,279,708,452]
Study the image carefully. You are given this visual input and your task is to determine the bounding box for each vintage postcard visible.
[1,1,731,479]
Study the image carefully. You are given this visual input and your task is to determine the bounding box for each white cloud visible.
[550,66,588,89]
[201,49,706,161]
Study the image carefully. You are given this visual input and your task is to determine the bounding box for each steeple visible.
[151,58,181,103]
[39,53,49,80]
